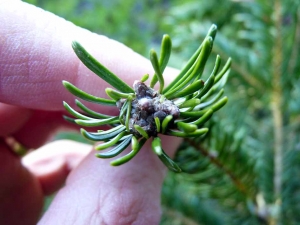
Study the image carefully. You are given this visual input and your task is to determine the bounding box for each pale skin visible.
[0,1,181,225]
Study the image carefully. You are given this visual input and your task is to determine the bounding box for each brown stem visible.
[270,0,284,224]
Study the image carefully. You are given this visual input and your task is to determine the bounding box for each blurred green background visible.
[25,0,300,224]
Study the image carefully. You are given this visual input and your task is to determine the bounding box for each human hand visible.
[0,1,181,224]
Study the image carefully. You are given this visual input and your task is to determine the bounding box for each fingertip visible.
[22,140,92,195]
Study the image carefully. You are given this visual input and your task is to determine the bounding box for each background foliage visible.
[25,0,300,224]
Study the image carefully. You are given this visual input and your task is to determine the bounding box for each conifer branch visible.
[185,138,253,198]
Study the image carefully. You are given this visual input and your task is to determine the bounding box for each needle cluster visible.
[62,24,231,172]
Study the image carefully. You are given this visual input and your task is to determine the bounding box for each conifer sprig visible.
[63,24,231,172]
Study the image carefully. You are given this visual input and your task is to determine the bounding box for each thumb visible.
[0,1,177,112]
[39,136,180,225]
